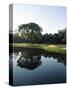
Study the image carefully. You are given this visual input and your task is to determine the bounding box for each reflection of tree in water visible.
[12,47,66,71]
[43,51,66,65]
[16,48,42,70]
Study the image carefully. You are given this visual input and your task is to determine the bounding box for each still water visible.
[9,47,66,86]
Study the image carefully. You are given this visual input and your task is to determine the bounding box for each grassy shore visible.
[11,43,66,54]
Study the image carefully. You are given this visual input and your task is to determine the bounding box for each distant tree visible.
[42,28,66,44]
[52,33,58,44]
[42,33,53,43]
[42,33,48,43]
[58,28,66,44]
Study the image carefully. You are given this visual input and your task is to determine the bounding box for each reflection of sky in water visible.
[9,48,66,86]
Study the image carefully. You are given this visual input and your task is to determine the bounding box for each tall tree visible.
[18,22,42,43]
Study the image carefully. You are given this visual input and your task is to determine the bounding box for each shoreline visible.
[10,43,66,54]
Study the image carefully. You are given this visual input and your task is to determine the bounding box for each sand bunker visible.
[48,45,57,48]
[61,48,66,50]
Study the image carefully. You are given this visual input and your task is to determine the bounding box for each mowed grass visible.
[10,43,66,54]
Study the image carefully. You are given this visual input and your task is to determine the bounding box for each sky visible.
[13,4,66,34]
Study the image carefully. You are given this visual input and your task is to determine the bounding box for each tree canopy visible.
[17,22,42,43]
[10,22,66,44]
[18,22,42,34]
[42,28,66,44]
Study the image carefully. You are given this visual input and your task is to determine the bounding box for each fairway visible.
[11,43,66,54]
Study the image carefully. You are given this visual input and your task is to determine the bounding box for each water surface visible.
[9,47,66,86]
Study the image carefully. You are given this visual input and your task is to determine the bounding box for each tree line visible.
[9,22,66,44]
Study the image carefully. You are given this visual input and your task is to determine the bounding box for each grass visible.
[10,43,66,54]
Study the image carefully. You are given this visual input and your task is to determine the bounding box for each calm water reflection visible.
[9,47,66,86]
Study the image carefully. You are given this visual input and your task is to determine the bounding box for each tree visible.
[52,33,58,44]
[42,28,66,44]
[58,28,66,44]
[18,22,42,43]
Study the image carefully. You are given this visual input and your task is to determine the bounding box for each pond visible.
[9,47,66,86]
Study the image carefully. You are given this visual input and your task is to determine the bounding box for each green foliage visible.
[18,22,42,43]
[42,28,66,44]
[11,22,66,44]
[58,28,66,44]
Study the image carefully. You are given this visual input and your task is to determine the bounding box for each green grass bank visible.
[10,43,66,54]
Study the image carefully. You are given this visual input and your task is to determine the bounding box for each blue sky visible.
[13,4,66,34]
